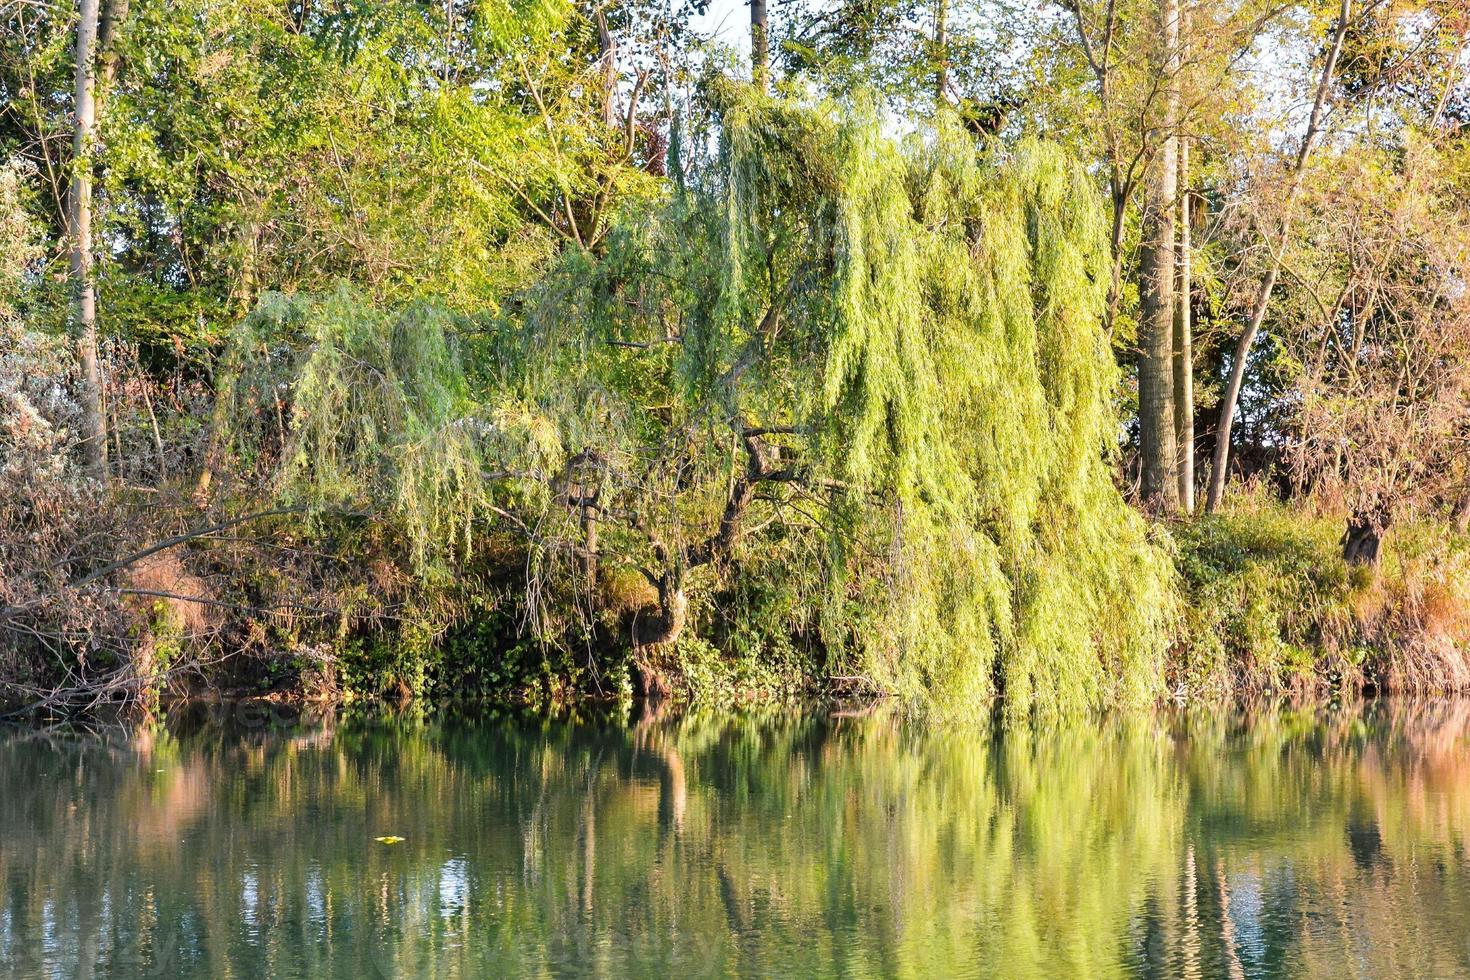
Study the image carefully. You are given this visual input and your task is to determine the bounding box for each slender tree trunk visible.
[70,0,107,478]
[1138,0,1180,510]
[98,0,128,86]
[579,503,599,580]
[595,8,617,128]
[934,0,949,103]
[751,0,769,92]
[1173,67,1195,512]
[1067,0,1126,337]
[1205,0,1353,512]
[1106,186,1127,335]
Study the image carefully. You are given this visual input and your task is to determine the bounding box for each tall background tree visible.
[1173,0,1195,513]
[1205,0,1356,512]
[67,0,105,475]
[1136,0,1181,509]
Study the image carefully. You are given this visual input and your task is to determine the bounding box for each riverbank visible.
[1174,497,1470,699]
[5,489,1469,721]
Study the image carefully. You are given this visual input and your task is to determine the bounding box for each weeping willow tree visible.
[497,90,1178,716]
[220,90,1177,716]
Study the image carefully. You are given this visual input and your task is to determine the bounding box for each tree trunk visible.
[98,0,129,87]
[1204,267,1276,511]
[934,0,949,103]
[631,655,671,704]
[595,8,617,129]
[1137,0,1180,511]
[1205,0,1353,512]
[1106,188,1127,336]
[1066,0,1127,339]
[630,569,685,702]
[1174,131,1195,512]
[751,0,769,92]
[579,503,599,580]
[1342,512,1387,567]
[632,570,687,648]
[70,0,107,478]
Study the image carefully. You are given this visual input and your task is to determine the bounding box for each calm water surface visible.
[3,700,1470,978]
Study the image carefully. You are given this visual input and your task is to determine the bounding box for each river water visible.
[2,700,1469,977]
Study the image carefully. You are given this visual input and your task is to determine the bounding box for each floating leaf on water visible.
[374,835,406,845]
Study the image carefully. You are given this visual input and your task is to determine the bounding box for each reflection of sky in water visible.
[1228,870,1263,962]
[439,858,469,917]
[42,899,56,963]
[306,865,326,926]
[241,866,259,933]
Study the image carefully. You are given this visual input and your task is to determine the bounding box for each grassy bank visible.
[1173,495,1470,700]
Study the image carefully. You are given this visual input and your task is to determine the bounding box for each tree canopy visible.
[2,0,1469,714]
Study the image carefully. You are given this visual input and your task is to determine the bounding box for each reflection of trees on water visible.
[3,700,1470,977]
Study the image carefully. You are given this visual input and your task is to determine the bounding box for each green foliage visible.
[220,288,512,573]
[427,595,595,705]
[336,638,428,703]
[3,0,655,371]
[215,93,1176,717]
[90,0,594,310]
[666,633,808,705]
[0,162,38,312]
[514,93,1178,717]
[1175,500,1358,696]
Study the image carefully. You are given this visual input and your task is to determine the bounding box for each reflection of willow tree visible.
[5,705,1470,975]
